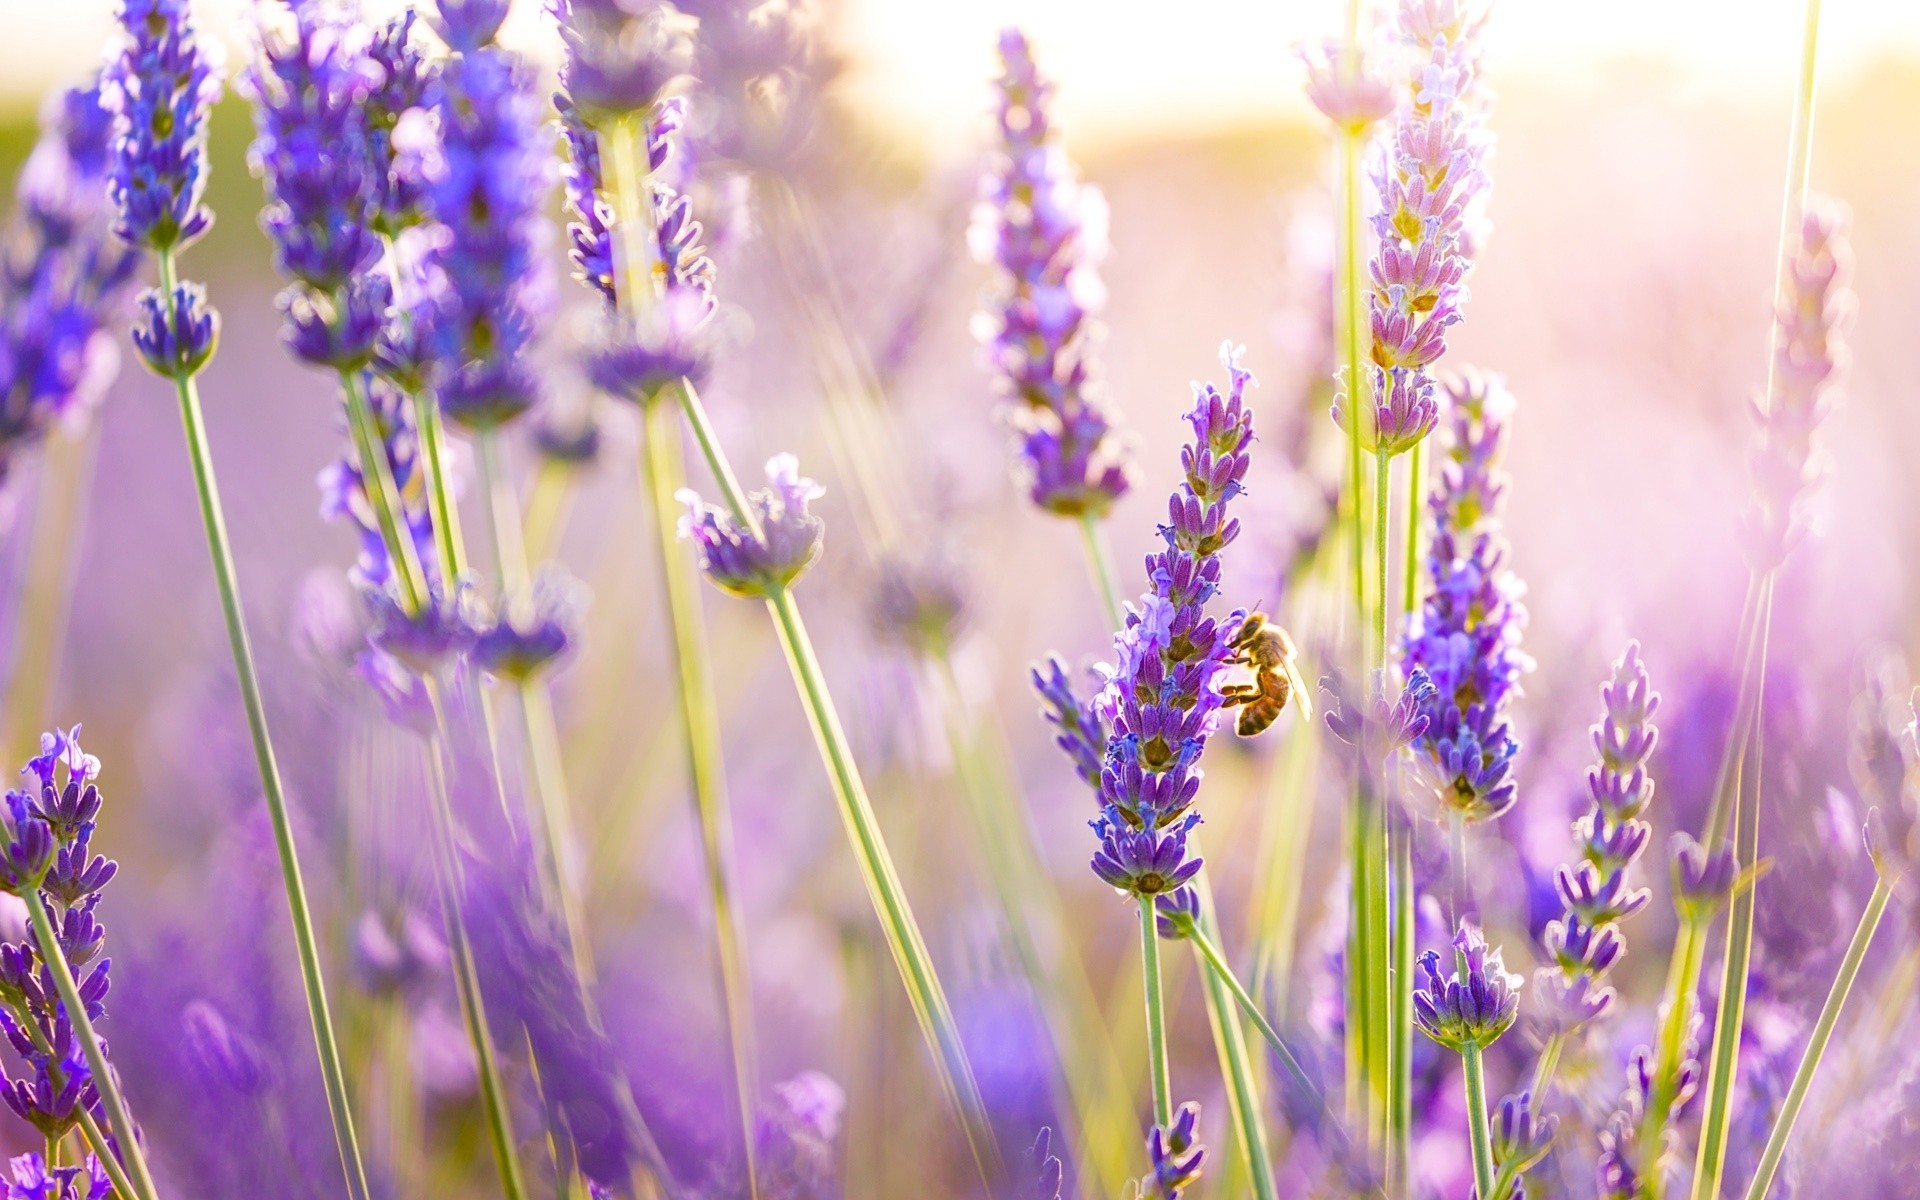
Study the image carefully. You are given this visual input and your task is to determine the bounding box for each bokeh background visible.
[2,1,1918,1196]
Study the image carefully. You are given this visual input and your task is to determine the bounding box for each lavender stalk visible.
[104,4,371,1195]
[1739,817,1899,1200]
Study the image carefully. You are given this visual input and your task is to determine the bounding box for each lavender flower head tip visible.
[1301,40,1396,131]
[678,454,826,599]
[1671,832,1737,921]
[1412,922,1521,1050]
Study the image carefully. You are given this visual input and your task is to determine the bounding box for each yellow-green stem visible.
[2,427,97,764]
[1079,512,1127,632]
[420,703,528,1200]
[765,588,1000,1184]
[1389,810,1413,1197]
[1640,916,1708,1198]
[639,394,761,1199]
[160,251,371,1200]
[414,389,467,579]
[339,367,428,615]
[1141,898,1173,1130]
[1741,874,1891,1200]
[1461,1042,1497,1200]
[1192,894,1281,1200]
[23,891,161,1200]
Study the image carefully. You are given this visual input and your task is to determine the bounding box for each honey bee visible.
[1221,611,1311,736]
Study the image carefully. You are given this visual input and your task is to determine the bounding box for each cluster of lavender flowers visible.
[1336,0,1492,454]
[1535,643,1660,1035]
[1744,198,1852,570]
[0,82,137,487]
[0,730,124,1194]
[972,29,1131,518]
[1403,371,1529,821]
[1067,346,1256,905]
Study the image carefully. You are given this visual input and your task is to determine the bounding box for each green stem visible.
[1389,810,1413,1197]
[339,367,428,615]
[414,389,467,579]
[1141,898,1173,1130]
[1181,916,1324,1113]
[474,431,595,984]
[23,891,161,1200]
[639,394,761,1199]
[160,253,371,1200]
[420,703,528,1200]
[1740,874,1892,1200]
[1640,916,1708,1198]
[1079,512,1127,632]
[1691,578,1774,1200]
[1373,449,1390,660]
[521,460,576,565]
[1192,889,1280,1200]
[2,426,97,764]
[928,655,1136,1198]
[1530,1029,1565,1101]
[764,588,1000,1183]
[1461,1042,1497,1200]
[1402,438,1425,618]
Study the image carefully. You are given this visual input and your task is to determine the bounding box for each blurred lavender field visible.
[0,1,1916,1198]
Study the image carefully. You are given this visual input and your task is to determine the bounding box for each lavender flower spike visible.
[1403,371,1529,822]
[973,29,1130,518]
[104,0,222,254]
[1535,643,1660,1036]
[420,25,554,429]
[1089,344,1255,871]
[679,454,826,598]
[1144,1101,1207,1199]
[1332,0,1493,456]
[0,81,139,484]
[1412,923,1520,1050]
[1301,41,1396,132]
[1744,196,1852,570]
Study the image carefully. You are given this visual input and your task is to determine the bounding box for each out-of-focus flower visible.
[1404,371,1529,822]
[551,0,689,120]
[1323,666,1435,767]
[1671,831,1738,923]
[870,549,970,655]
[1412,923,1520,1050]
[1490,1090,1556,1181]
[0,80,138,483]
[1144,1101,1206,1199]
[365,579,476,672]
[473,568,586,682]
[679,0,826,171]
[181,999,272,1097]
[1023,1127,1064,1200]
[104,0,222,254]
[755,1070,845,1200]
[1744,196,1852,570]
[1301,41,1396,132]
[419,39,553,429]
[678,453,825,597]
[973,29,1130,519]
[1031,657,1106,794]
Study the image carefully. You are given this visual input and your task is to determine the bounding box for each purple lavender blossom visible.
[679,0,825,170]
[1145,1101,1206,1199]
[1032,658,1106,792]
[678,454,826,597]
[242,3,382,297]
[1535,643,1660,1036]
[1301,41,1396,132]
[754,1070,846,1200]
[129,280,217,379]
[1412,923,1520,1050]
[972,29,1131,519]
[0,81,139,483]
[0,730,121,1161]
[1082,345,1255,899]
[1597,1032,1703,1199]
[551,0,688,120]
[1671,831,1738,923]
[1490,1090,1556,1183]
[1403,371,1529,822]
[104,0,222,254]
[418,36,553,429]
[363,12,435,236]
[473,569,585,682]
[1332,1,1492,456]
[1744,196,1852,570]
[3,1152,112,1200]
[1323,666,1436,768]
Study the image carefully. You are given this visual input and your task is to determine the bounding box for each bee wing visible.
[1282,658,1314,723]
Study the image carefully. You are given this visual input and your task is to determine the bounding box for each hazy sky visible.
[15,0,1920,140]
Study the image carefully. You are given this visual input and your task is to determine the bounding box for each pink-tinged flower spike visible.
[972,29,1131,518]
[1301,41,1396,133]
[1333,0,1493,457]
[1744,196,1853,571]
[678,454,826,598]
